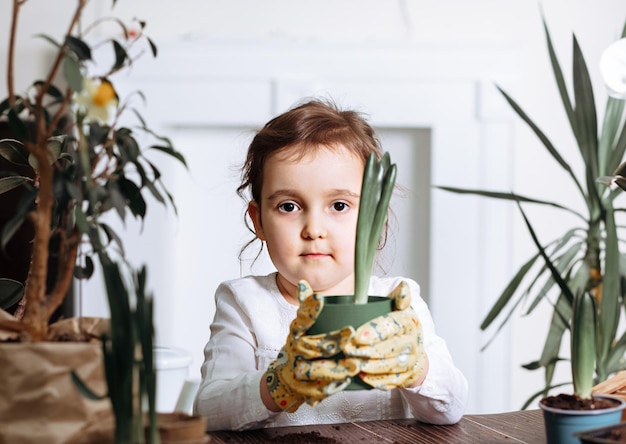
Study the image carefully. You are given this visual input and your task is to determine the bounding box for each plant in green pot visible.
[306,151,397,389]
[0,1,187,442]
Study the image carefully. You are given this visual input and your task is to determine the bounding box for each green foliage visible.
[0,279,23,310]
[354,152,397,304]
[0,2,187,321]
[438,17,626,403]
[1,1,186,440]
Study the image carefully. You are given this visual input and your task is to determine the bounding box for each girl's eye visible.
[278,201,299,213]
[332,201,349,212]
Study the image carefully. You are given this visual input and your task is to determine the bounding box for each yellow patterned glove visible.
[265,280,360,412]
[342,281,427,390]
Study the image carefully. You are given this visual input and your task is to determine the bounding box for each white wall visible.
[2,0,625,414]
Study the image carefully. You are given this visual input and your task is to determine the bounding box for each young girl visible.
[194,99,468,431]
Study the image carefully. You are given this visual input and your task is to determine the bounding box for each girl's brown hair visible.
[237,98,387,261]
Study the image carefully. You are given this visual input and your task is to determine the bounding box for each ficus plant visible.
[0,0,185,341]
[438,17,626,407]
[1,1,186,442]
[354,152,397,304]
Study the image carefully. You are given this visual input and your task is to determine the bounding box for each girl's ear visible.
[248,201,266,241]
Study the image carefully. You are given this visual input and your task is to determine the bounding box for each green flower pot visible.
[306,295,393,390]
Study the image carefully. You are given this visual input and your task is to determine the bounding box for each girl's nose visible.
[302,216,327,239]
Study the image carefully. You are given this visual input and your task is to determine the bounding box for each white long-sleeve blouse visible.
[194,273,468,431]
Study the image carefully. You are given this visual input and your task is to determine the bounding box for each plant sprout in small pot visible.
[306,151,397,390]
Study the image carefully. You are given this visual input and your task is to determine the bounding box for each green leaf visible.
[525,242,581,315]
[480,253,540,330]
[542,18,576,137]
[111,40,128,72]
[0,278,24,310]
[354,153,396,304]
[608,115,626,176]
[0,175,31,194]
[539,293,571,368]
[572,35,600,206]
[34,33,61,49]
[0,139,29,166]
[521,382,571,410]
[71,370,107,400]
[150,145,187,168]
[571,291,596,398]
[74,256,95,280]
[496,86,587,201]
[116,130,140,164]
[436,186,586,221]
[147,37,157,57]
[99,222,126,257]
[7,109,27,141]
[118,177,146,219]
[63,54,83,92]
[516,201,576,304]
[599,98,625,176]
[1,187,36,255]
[65,35,92,61]
[599,203,620,367]
[33,81,64,100]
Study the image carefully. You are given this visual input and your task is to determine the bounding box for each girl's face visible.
[248,144,364,302]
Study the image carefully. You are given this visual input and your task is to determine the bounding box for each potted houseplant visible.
[438,14,626,444]
[439,16,626,403]
[0,1,187,442]
[306,151,397,389]
[519,200,626,443]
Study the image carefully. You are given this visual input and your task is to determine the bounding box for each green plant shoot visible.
[572,291,597,399]
[354,152,397,305]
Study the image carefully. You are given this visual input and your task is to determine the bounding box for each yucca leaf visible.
[572,35,600,209]
[542,18,576,130]
[480,253,540,330]
[606,330,626,374]
[599,98,625,175]
[480,289,528,351]
[436,186,586,221]
[495,87,586,200]
[517,201,576,303]
[608,118,626,176]
[599,203,620,369]
[522,382,571,410]
[539,293,571,368]
[526,242,581,314]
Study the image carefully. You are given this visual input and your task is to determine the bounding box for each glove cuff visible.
[266,363,303,413]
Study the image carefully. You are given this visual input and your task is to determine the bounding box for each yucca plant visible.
[354,152,397,304]
[438,18,626,407]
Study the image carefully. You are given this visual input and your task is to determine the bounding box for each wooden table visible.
[207,409,547,443]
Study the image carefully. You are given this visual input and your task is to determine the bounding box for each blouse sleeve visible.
[398,279,469,424]
[193,282,280,431]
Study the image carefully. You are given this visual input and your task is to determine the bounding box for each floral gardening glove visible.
[342,281,427,390]
[265,280,360,412]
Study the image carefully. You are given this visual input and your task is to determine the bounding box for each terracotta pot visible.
[157,412,209,443]
[540,394,626,444]
[306,295,393,390]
